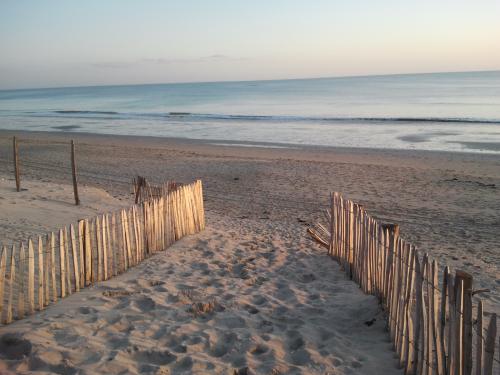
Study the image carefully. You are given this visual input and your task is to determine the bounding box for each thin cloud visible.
[90,55,246,69]
[141,54,247,64]
[90,62,134,69]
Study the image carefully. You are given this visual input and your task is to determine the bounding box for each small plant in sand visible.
[102,290,135,297]
[187,298,223,317]
[228,259,250,279]
[178,288,194,302]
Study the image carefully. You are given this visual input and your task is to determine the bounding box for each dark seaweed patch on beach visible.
[51,125,82,131]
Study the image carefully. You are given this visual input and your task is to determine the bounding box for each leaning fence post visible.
[13,136,20,192]
[70,140,80,205]
[329,193,335,257]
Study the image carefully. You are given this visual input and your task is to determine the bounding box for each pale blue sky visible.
[1,0,499,89]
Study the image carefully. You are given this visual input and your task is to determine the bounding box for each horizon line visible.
[1,68,499,92]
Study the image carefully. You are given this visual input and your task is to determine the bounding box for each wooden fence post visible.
[13,136,20,192]
[70,140,80,205]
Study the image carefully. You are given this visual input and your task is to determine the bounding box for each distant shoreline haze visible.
[1,69,499,92]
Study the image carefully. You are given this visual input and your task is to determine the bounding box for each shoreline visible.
[2,128,500,162]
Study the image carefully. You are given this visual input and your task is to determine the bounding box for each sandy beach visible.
[0,130,498,374]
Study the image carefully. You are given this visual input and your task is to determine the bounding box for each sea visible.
[1,70,499,154]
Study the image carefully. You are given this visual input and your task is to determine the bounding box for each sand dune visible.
[0,175,127,245]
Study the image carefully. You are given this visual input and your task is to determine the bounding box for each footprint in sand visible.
[250,343,269,356]
[165,334,188,353]
[132,349,177,366]
[209,331,237,357]
[172,356,193,374]
[0,333,32,360]
[29,350,78,374]
[258,320,274,333]
[252,295,267,305]
[78,306,97,315]
[133,296,156,312]
[244,304,259,314]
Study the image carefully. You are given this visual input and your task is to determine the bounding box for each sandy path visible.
[0,212,400,374]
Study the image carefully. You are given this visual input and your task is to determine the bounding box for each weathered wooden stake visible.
[13,136,20,192]
[71,140,80,205]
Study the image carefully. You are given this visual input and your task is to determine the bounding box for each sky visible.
[1,0,500,89]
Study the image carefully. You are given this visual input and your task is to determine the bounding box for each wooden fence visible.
[308,192,498,375]
[0,179,204,324]
[133,175,179,204]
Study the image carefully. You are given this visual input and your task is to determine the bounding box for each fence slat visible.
[101,215,108,280]
[432,259,444,375]
[70,224,80,292]
[64,227,72,295]
[49,232,57,302]
[0,246,6,318]
[59,229,66,298]
[84,220,92,286]
[456,280,464,375]
[476,300,483,375]
[18,243,26,320]
[111,213,117,276]
[105,215,113,278]
[78,220,85,289]
[408,253,421,375]
[440,266,449,374]
[5,245,16,324]
[483,313,496,375]
[447,272,456,375]
[96,217,103,282]
[27,239,35,314]
[44,235,50,306]
[37,236,44,310]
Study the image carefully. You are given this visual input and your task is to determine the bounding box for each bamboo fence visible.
[0,179,204,325]
[308,192,498,375]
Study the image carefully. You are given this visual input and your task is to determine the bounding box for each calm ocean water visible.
[1,71,500,153]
